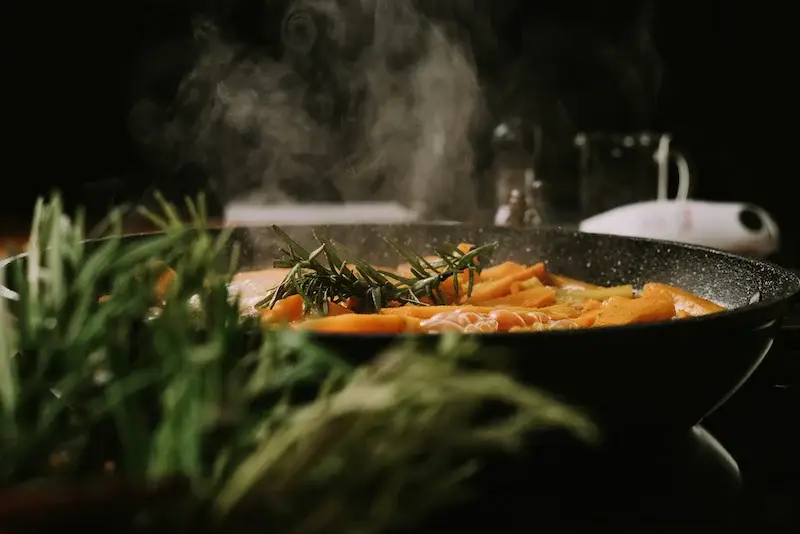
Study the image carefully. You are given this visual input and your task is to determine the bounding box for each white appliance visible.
[579,200,780,257]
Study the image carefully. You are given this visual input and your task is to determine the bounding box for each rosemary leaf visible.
[385,238,440,275]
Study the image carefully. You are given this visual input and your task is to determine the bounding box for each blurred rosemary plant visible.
[0,193,595,534]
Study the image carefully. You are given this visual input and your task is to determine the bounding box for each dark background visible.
[2,1,794,261]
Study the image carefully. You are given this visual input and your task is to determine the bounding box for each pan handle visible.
[780,297,800,350]
[752,290,800,349]
[783,323,800,350]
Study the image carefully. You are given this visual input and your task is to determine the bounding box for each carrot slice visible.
[642,283,725,316]
[593,295,676,327]
[381,305,475,320]
[261,296,356,325]
[325,301,355,316]
[297,314,421,334]
[581,299,603,311]
[261,294,305,324]
[480,261,527,282]
[573,309,602,327]
[482,286,557,308]
[457,242,475,255]
[464,264,544,304]
[437,270,483,304]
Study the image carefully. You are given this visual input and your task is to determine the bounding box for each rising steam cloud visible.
[130,0,483,220]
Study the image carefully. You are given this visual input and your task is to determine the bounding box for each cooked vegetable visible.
[297,313,422,334]
[480,261,529,281]
[642,282,725,316]
[593,294,678,327]
[482,286,557,308]
[463,264,545,304]
[557,285,634,301]
[240,230,727,335]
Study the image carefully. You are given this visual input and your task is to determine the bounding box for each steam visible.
[131,0,483,220]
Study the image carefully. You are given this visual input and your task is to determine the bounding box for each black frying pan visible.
[2,223,798,430]
[228,223,800,429]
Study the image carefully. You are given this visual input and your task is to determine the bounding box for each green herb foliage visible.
[258,225,498,314]
[0,194,595,534]
[0,194,349,488]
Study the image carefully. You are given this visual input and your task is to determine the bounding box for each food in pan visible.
[226,227,726,334]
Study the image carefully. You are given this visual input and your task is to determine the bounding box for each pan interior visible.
[232,224,800,312]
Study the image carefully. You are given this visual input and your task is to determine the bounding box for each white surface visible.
[579,200,780,256]
[224,202,419,226]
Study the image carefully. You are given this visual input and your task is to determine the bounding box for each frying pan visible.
[2,223,798,431]
[227,223,800,429]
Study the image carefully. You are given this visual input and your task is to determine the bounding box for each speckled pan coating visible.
[234,223,800,311]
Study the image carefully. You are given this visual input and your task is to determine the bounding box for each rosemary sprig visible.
[214,335,596,534]
[257,225,498,314]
